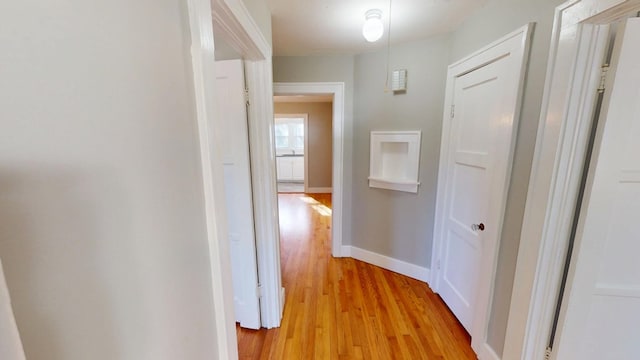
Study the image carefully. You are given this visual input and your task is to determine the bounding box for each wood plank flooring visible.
[236,193,477,359]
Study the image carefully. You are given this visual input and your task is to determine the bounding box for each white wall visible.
[0,1,217,359]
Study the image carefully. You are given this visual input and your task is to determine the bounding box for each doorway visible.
[273,83,346,258]
[274,95,334,195]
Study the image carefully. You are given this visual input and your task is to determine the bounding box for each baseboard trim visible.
[280,287,285,317]
[341,245,430,283]
[476,343,501,360]
[306,187,332,193]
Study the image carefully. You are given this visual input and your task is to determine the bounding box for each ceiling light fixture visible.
[362,9,384,42]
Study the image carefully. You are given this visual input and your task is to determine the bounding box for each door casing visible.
[186,0,279,359]
[552,17,640,360]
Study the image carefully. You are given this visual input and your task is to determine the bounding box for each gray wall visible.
[273,55,355,244]
[0,1,217,359]
[449,0,565,355]
[352,34,451,267]
[274,102,333,188]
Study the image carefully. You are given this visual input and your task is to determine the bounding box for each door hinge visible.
[450,105,455,118]
[544,346,552,360]
[244,88,250,106]
[257,284,263,298]
[597,64,610,94]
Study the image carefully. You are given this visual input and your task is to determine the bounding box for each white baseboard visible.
[476,342,501,360]
[280,287,285,316]
[306,187,332,193]
[341,245,430,283]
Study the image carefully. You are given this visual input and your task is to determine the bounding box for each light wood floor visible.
[236,193,476,359]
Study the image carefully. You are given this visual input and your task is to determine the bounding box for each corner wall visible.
[0,1,217,359]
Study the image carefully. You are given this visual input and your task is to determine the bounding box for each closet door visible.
[553,18,640,360]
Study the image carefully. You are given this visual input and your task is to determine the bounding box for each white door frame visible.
[273,82,346,258]
[431,24,532,360]
[503,1,640,359]
[187,0,281,358]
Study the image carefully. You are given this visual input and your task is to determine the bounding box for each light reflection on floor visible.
[297,195,331,216]
[298,196,319,204]
[311,204,331,216]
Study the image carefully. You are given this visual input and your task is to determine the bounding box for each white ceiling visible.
[266,0,488,56]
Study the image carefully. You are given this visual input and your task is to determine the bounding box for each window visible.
[274,116,305,154]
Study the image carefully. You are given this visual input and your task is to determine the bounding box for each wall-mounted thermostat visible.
[391,69,407,93]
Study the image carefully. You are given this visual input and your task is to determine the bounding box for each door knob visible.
[471,223,485,231]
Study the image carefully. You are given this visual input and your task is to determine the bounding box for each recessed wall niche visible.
[368,131,421,193]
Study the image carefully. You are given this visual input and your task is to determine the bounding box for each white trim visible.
[367,178,420,193]
[212,0,271,60]
[187,0,237,358]
[273,82,346,258]
[503,1,640,359]
[431,24,533,357]
[306,187,332,193]
[478,343,501,360]
[342,246,431,283]
[210,0,283,331]
[190,0,283,354]
[280,287,286,315]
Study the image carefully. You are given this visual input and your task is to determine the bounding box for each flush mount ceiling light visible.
[362,9,384,42]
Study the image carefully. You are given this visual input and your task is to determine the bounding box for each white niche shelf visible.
[368,130,421,193]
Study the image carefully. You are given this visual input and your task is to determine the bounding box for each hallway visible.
[236,193,476,359]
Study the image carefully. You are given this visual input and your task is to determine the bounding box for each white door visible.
[215,59,261,329]
[432,27,530,342]
[553,18,640,360]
